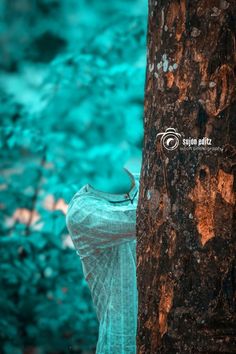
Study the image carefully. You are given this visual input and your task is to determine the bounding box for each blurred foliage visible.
[0,0,147,353]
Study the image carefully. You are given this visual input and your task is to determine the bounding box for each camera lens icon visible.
[157,128,181,151]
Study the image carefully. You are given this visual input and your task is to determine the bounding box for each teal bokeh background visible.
[0,1,147,353]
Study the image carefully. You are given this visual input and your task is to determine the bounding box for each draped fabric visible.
[66,169,140,354]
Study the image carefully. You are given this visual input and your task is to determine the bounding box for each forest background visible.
[0,1,147,353]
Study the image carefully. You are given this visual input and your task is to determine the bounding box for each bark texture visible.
[137,0,236,353]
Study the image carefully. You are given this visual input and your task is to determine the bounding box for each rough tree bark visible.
[137,0,236,353]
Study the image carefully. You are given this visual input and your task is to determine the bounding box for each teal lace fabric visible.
[66,169,140,354]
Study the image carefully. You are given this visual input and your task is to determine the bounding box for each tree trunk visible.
[137,0,236,353]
